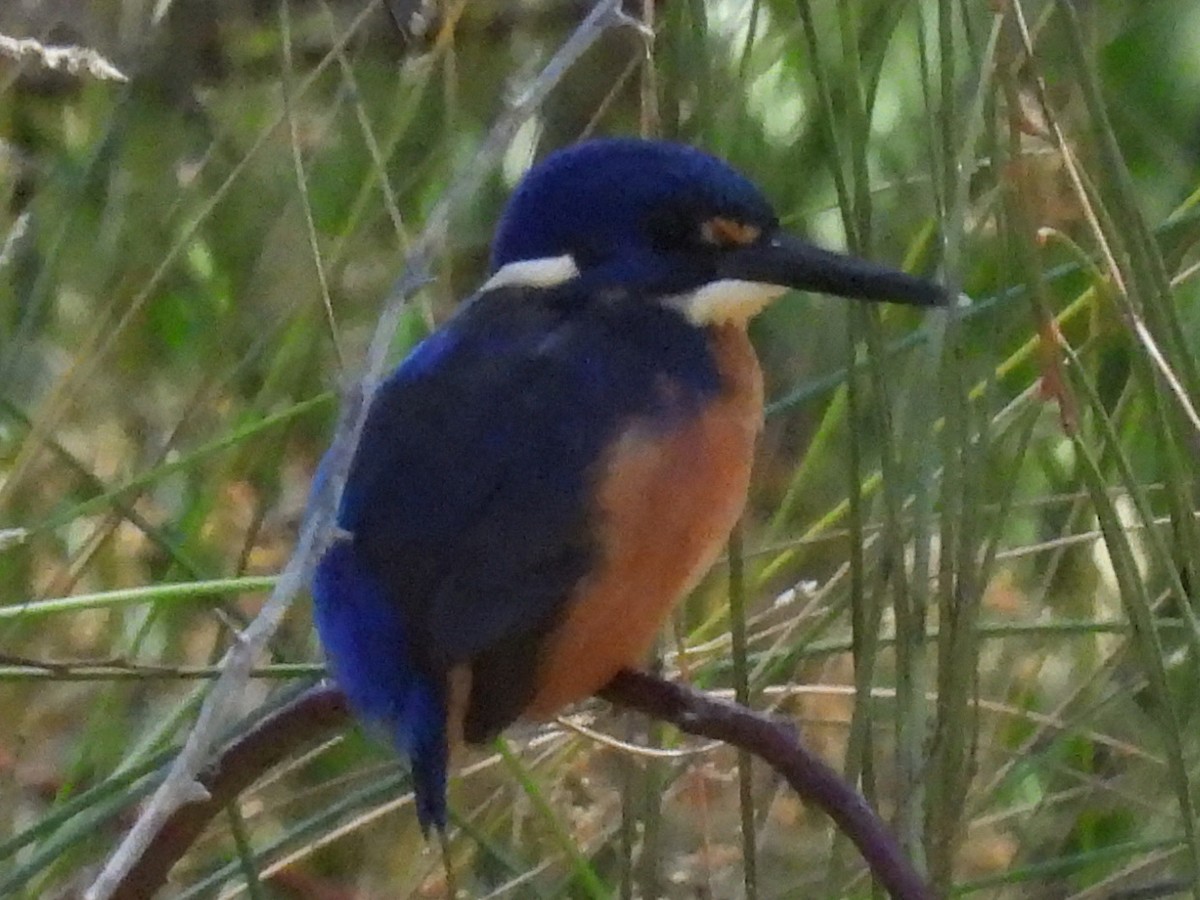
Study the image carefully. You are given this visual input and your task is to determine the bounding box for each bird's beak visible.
[718,233,946,307]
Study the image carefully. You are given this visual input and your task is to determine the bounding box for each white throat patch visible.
[666,279,787,325]
[481,254,579,292]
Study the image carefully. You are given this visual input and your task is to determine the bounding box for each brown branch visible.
[109,686,350,900]
[108,675,932,900]
[601,671,935,900]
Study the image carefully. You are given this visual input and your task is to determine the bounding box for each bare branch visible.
[85,2,632,896]
[602,671,934,900]
[100,677,932,900]
[106,685,348,900]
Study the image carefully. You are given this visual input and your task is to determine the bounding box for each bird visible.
[311,138,944,833]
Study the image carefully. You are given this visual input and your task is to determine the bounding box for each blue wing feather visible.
[313,280,722,813]
[313,538,448,832]
[339,285,720,668]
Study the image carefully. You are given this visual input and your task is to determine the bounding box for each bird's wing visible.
[341,293,609,656]
[324,286,719,741]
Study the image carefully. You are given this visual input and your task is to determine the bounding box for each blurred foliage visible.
[2,0,1200,898]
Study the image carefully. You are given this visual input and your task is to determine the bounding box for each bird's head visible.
[486,138,945,324]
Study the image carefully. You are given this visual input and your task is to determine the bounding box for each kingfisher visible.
[311,138,944,832]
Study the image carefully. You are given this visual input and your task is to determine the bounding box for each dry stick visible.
[84,3,635,896]
[105,678,932,900]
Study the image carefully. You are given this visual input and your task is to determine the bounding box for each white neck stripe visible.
[481,255,579,292]
[665,279,786,325]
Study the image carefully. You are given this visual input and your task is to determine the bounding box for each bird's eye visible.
[645,209,763,255]
[699,216,762,248]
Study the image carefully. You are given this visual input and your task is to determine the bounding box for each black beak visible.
[718,233,946,307]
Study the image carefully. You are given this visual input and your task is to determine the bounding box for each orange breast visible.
[523,323,763,719]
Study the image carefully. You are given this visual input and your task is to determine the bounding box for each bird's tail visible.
[313,537,449,834]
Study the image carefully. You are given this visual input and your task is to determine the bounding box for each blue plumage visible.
[492,139,776,294]
[310,138,942,834]
[313,539,447,831]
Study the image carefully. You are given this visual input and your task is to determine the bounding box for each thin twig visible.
[85,3,633,897]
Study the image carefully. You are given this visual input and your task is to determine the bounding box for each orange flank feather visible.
[524,323,764,718]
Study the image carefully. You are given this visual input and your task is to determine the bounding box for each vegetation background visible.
[2,0,1200,897]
